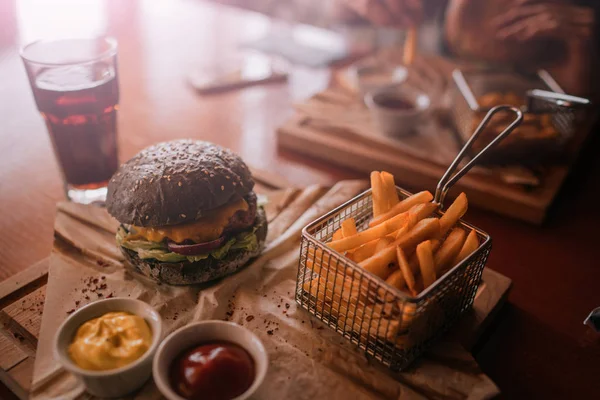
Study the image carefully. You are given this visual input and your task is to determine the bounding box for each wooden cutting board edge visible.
[277,116,562,224]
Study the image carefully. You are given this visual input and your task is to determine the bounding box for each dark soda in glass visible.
[21,38,119,203]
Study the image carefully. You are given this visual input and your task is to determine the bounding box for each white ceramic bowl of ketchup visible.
[153,320,268,400]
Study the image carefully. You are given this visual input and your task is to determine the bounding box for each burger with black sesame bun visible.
[106,140,267,285]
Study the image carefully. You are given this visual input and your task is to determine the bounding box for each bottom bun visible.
[120,208,268,285]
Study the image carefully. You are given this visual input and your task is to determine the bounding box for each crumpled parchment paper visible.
[31,181,499,400]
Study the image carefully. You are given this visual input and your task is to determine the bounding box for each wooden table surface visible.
[0,0,598,398]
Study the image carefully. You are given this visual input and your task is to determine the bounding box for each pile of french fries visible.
[301,171,481,347]
[330,171,479,296]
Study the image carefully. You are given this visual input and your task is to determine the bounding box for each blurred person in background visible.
[333,0,426,28]
[333,0,598,96]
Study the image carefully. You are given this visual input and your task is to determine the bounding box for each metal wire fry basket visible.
[294,100,582,371]
[295,188,492,371]
[451,69,590,163]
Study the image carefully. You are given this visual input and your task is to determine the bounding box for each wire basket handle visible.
[434,105,523,206]
[526,89,590,113]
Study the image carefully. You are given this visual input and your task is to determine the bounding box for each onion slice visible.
[167,236,226,255]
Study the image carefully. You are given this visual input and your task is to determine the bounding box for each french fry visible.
[396,247,416,295]
[385,269,406,291]
[329,211,408,253]
[332,228,343,241]
[340,218,359,258]
[403,26,417,66]
[407,238,441,267]
[453,229,479,265]
[308,271,407,342]
[360,254,398,280]
[407,202,438,226]
[306,247,356,278]
[351,239,379,263]
[395,218,441,254]
[360,218,440,279]
[405,212,418,232]
[305,280,360,322]
[359,246,397,280]
[416,240,436,289]
[303,275,353,305]
[341,218,358,237]
[339,294,412,343]
[305,258,322,275]
[412,277,424,294]
[336,303,401,342]
[395,334,412,350]
[439,193,468,237]
[399,302,417,331]
[370,191,433,227]
[303,267,366,308]
[380,171,400,209]
[305,267,381,320]
[375,237,393,253]
[306,253,336,276]
[378,224,407,290]
[387,238,441,292]
[338,315,400,342]
[434,228,466,274]
[370,171,387,217]
[394,224,409,240]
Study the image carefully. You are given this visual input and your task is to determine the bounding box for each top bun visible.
[106,140,254,227]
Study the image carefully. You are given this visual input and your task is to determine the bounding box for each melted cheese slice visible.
[129,198,248,243]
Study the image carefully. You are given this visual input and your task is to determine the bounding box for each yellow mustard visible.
[68,311,152,371]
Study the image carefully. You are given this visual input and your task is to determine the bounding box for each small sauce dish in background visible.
[349,64,408,99]
[365,84,431,137]
[153,320,268,400]
[54,298,162,398]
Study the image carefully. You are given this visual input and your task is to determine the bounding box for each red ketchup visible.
[170,341,255,400]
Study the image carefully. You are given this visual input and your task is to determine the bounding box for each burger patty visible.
[224,192,257,234]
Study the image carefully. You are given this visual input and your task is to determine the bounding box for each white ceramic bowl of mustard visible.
[153,320,268,400]
[54,297,162,398]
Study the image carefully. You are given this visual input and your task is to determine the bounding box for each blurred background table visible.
[0,0,598,398]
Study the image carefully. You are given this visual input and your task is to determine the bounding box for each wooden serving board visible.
[0,168,511,399]
[277,56,596,224]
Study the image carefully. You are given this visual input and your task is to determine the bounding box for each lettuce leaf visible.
[116,226,258,263]
[186,253,210,262]
[136,249,188,262]
[211,238,236,260]
[231,229,258,252]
